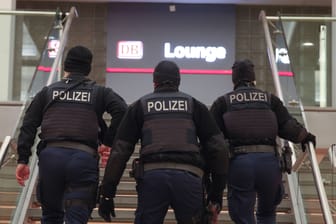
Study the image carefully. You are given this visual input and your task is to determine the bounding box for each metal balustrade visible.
[259,10,335,224]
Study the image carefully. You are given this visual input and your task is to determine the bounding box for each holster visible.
[64,183,98,219]
[96,184,102,205]
[36,140,47,156]
[199,173,217,224]
[129,158,144,181]
[279,145,293,174]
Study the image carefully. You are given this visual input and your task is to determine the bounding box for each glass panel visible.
[277,18,331,108]
[26,20,61,99]
[11,13,57,101]
[272,15,335,222]
[0,11,60,223]
[329,145,336,215]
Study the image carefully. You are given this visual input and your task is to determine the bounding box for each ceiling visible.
[19,0,331,6]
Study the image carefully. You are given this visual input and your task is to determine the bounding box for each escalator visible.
[0,7,77,224]
[260,10,336,223]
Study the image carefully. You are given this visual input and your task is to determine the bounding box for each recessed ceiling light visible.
[302,42,314,46]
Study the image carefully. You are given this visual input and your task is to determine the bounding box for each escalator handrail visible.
[259,10,334,224]
[0,136,12,168]
[11,7,78,224]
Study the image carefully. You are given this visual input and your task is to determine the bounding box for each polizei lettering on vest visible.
[52,90,91,102]
[229,92,267,103]
[147,99,188,112]
[164,42,226,63]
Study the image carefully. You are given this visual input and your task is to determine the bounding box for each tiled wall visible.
[16,1,330,94]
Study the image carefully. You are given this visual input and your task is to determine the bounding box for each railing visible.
[0,9,66,169]
[259,10,334,224]
[11,7,78,223]
[328,144,336,214]
[0,9,67,170]
[0,7,77,223]
[0,8,59,167]
[329,144,336,168]
[0,136,12,168]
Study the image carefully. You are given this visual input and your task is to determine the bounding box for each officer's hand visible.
[98,144,111,168]
[207,201,220,224]
[16,164,30,186]
[207,191,223,213]
[98,196,116,222]
[301,132,316,152]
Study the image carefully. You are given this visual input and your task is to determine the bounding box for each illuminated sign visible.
[47,39,60,58]
[164,42,226,63]
[117,41,143,59]
[106,3,236,105]
[275,48,290,64]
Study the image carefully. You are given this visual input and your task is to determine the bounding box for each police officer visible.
[98,60,229,224]
[15,45,127,223]
[210,59,316,224]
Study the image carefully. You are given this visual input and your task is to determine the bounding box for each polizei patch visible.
[52,90,92,103]
[146,98,189,113]
[229,91,268,103]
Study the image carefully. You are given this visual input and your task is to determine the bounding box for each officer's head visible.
[64,45,93,76]
[232,59,255,88]
[153,60,180,88]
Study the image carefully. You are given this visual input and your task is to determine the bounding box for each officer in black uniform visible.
[98,60,229,224]
[210,59,316,224]
[15,45,127,224]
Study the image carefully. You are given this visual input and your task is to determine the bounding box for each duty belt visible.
[47,141,97,156]
[233,145,275,154]
[144,162,204,178]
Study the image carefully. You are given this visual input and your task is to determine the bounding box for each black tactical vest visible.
[140,91,200,156]
[223,87,278,146]
[40,79,99,145]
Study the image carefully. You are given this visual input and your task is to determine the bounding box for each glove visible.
[301,132,316,152]
[207,201,220,224]
[207,191,223,213]
[98,196,115,222]
[206,173,225,212]
[98,144,111,168]
[16,164,30,186]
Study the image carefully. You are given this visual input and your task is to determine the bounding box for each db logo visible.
[117,41,143,59]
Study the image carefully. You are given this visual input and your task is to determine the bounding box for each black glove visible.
[207,191,223,213]
[206,173,226,212]
[206,201,220,223]
[98,196,115,222]
[301,132,316,152]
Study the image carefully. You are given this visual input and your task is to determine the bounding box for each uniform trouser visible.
[228,152,284,224]
[135,169,204,224]
[38,147,99,224]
